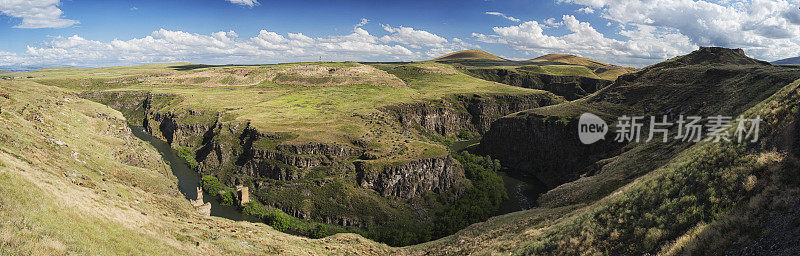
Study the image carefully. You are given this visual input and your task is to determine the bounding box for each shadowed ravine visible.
[133,127,546,224]
[130,125,260,222]
[496,170,547,215]
[450,138,548,215]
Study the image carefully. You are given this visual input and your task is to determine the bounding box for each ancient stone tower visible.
[236,185,250,206]
[190,187,211,216]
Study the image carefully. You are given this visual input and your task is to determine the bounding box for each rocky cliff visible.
[356,156,462,199]
[80,90,556,227]
[478,112,621,187]
[383,93,563,137]
[478,47,800,193]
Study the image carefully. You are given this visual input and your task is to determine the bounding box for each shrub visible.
[242,200,336,237]
[311,224,327,239]
[174,146,198,169]
[433,151,507,237]
[200,175,234,206]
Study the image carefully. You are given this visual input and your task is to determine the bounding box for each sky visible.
[1,0,799,69]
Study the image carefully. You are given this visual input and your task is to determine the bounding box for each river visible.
[495,169,547,214]
[130,125,259,222]
[133,126,544,221]
[449,138,547,215]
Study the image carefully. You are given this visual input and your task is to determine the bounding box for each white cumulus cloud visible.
[227,0,259,7]
[474,15,695,66]
[380,25,449,48]
[1,20,468,68]
[485,11,521,22]
[0,0,78,28]
[557,0,800,61]
[577,7,594,14]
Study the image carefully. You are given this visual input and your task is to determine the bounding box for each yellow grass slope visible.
[0,80,393,255]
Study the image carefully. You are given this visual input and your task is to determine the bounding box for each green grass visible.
[432,49,505,61]
[0,79,395,255]
[407,50,800,255]
[14,61,561,246]
[0,60,571,248]
[175,146,198,169]
[539,65,601,78]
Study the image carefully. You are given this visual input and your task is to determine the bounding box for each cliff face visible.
[384,93,563,137]
[479,113,620,187]
[356,156,462,199]
[467,68,612,100]
[80,90,553,227]
[477,47,800,195]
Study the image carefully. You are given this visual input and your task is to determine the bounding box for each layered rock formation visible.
[81,90,559,226]
[356,157,461,199]
[384,94,563,136]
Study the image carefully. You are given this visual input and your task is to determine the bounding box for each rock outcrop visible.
[384,93,563,137]
[81,90,559,227]
[356,156,463,199]
[478,112,621,187]
[477,47,800,191]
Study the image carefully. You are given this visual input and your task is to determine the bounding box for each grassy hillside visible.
[530,53,609,67]
[0,80,393,255]
[772,56,800,65]
[432,49,505,61]
[410,47,800,255]
[592,66,638,80]
[6,47,797,255]
[16,61,554,157]
[429,50,635,100]
[7,60,563,246]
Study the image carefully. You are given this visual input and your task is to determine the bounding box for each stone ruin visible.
[190,187,211,216]
[236,185,250,206]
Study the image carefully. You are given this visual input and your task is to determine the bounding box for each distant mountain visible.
[529,53,609,67]
[432,49,505,61]
[0,66,50,72]
[772,56,800,65]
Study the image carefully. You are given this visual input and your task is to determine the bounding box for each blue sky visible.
[1,0,799,69]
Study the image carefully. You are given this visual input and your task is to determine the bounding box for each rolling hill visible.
[529,53,609,67]
[439,50,636,100]
[431,49,505,61]
[0,80,393,255]
[772,56,800,65]
[460,46,800,255]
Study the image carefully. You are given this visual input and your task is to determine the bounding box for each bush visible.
[242,200,335,237]
[200,175,234,206]
[433,152,507,237]
[311,224,327,239]
[175,146,198,169]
